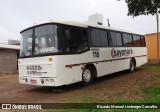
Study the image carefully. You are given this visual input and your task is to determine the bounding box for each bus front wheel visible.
[81,68,93,86]
[129,59,136,73]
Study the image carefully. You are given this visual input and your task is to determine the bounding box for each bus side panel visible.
[135,56,147,67]
[64,66,83,85]
[51,55,82,86]
[92,47,147,77]
[95,59,130,77]
[64,53,91,85]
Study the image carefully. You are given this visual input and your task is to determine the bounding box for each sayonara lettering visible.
[111,48,133,58]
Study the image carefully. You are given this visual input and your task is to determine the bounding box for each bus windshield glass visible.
[20,24,61,57]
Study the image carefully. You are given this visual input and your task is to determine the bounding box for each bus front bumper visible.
[19,76,66,87]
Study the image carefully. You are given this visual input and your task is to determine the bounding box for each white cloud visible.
[0,27,12,35]
[0,26,20,43]
[0,0,159,43]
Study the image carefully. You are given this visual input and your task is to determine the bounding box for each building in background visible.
[145,32,160,64]
[8,39,20,45]
[0,40,20,74]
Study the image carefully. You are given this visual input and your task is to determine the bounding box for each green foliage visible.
[81,95,94,102]
[125,0,160,16]
[143,86,160,103]
[48,68,160,112]
[138,65,160,71]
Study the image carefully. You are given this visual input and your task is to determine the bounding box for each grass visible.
[138,65,160,71]
[107,86,160,112]
[48,66,160,112]
[81,95,94,102]
[48,86,160,112]
[65,97,80,103]
[143,86,160,103]
[115,86,160,103]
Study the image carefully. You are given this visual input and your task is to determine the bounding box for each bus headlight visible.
[25,78,28,83]
[41,79,44,84]
[50,79,54,84]
[48,58,53,62]
[45,79,49,84]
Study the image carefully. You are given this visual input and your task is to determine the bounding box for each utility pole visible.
[156,12,159,65]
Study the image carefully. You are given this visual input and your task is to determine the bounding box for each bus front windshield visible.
[20,24,61,57]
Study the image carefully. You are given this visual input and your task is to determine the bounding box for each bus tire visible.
[81,67,93,86]
[129,59,135,73]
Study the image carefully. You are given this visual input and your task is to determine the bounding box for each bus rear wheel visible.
[81,68,93,86]
[129,59,135,73]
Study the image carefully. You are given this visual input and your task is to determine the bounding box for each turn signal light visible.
[48,58,53,62]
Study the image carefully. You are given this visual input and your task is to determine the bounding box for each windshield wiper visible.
[22,47,32,57]
[22,43,41,57]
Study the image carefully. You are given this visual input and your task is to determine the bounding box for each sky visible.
[0,0,159,43]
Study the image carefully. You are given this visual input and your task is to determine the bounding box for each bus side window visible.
[116,32,122,46]
[127,34,134,47]
[91,29,100,46]
[64,27,88,53]
[122,33,128,46]
[64,29,73,52]
[110,31,117,46]
[133,35,142,47]
[99,30,109,46]
[122,33,133,47]
[141,36,146,47]
[65,30,72,45]
[82,29,88,46]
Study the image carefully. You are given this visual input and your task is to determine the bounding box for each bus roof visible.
[21,20,144,35]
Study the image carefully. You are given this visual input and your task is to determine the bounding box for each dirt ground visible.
[0,67,160,103]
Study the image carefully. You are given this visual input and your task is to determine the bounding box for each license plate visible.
[30,79,37,84]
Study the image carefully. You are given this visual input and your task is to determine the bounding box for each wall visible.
[0,49,18,74]
[145,33,160,59]
[145,33,160,64]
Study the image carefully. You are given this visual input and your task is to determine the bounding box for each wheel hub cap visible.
[83,69,91,82]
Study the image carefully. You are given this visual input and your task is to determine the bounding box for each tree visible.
[125,0,160,64]
[125,0,160,17]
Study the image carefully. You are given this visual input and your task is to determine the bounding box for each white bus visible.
[18,21,147,86]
